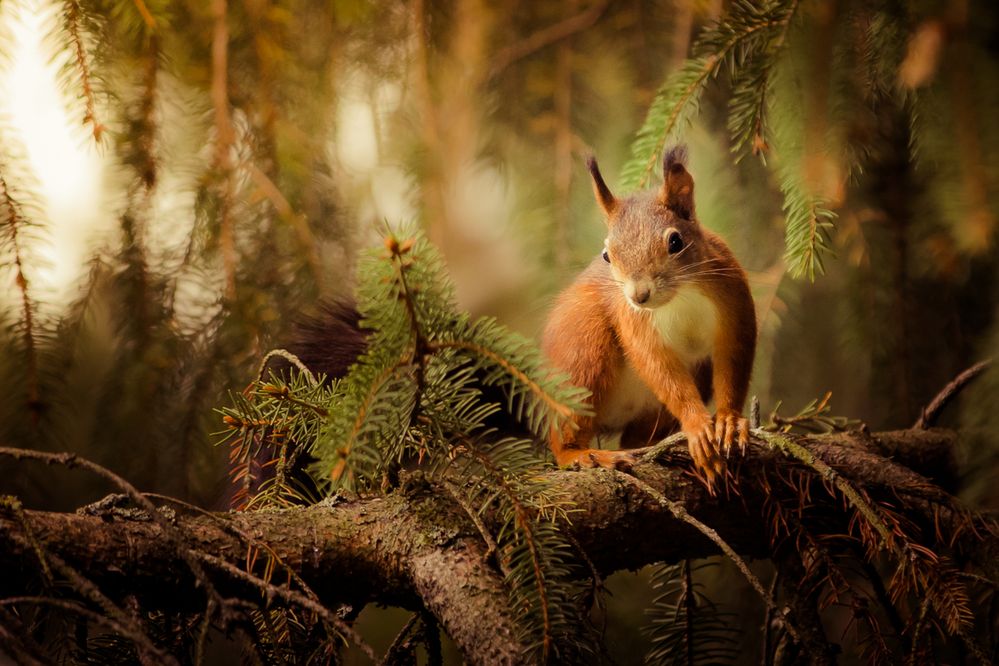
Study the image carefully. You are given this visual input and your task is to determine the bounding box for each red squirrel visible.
[542,146,756,485]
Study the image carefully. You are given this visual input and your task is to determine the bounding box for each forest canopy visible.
[1,0,998,664]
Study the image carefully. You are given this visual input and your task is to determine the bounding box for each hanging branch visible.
[620,0,802,190]
[0,171,41,423]
[61,0,105,143]
[211,0,237,299]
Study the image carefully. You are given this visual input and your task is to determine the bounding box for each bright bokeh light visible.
[0,0,108,302]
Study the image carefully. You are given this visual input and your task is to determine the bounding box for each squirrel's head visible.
[588,145,707,310]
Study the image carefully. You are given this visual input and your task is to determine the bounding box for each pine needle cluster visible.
[221,227,598,662]
[619,0,998,281]
[619,0,838,279]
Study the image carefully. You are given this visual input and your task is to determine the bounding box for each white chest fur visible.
[649,285,718,367]
[598,286,717,430]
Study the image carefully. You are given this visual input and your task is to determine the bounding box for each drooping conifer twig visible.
[135,37,160,193]
[621,0,802,190]
[755,429,896,546]
[211,0,237,299]
[146,494,358,661]
[1,506,177,666]
[427,339,576,422]
[453,442,559,663]
[3,448,374,663]
[0,173,41,423]
[0,498,51,583]
[914,358,993,429]
[61,0,105,143]
[756,429,977,643]
[624,475,800,646]
[0,597,160,657]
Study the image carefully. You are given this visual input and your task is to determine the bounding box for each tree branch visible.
[0,428,986,665]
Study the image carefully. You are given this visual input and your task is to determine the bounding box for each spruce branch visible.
[60,0,105,143]
[779,176,836,280]
[210,0,237,299]
[756,430,975,636]
[626,475,799,646]
[644,560,741,666]
[0,170,42,424]
[620,0,802,190]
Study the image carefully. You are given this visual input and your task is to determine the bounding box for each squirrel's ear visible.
[660,145,694,220]
[587,156,618,219]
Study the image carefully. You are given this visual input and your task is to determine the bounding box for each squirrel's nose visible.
[633,288,651,304]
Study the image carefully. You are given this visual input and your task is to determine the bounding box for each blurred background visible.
[0,0,997,662]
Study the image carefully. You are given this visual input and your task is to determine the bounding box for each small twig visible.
[210,0,237,299]
[144,492,336,620]
[194,551,378,662]
[382,613,422,665]
[754,431,896,547]
[421,609,442,666]
[856,556,906,647]
[1,496,52,582]
[132,0,157,29]
[441,480,503,573]
[565,529,606,622]
[762,569,780,666]
[0,446,226,644]
[0,597,163,657]
[914,359,993,429]
[683,559,695,666]
[16,547,177,665]
[624,475,799,644]
[0,607,48,666]
[63,0,106,142]
[488,0,609,79]
[906,596,932,666]
[255,349,317,384]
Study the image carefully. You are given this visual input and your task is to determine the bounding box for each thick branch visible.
[0,428,980,665]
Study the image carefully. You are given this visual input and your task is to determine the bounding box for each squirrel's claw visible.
[685,418,725,490]
[715,411,749,460]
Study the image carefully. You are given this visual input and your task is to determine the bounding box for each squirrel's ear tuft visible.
[660,144,694,220]
[587,156,618,219]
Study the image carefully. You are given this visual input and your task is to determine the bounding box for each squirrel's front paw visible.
[683,413,724,488]
[714,408,749,457]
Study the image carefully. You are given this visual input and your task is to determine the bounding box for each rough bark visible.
[0,428,980,665]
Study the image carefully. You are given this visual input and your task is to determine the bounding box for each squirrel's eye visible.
[667,231,684,255]
[602,249,610,263]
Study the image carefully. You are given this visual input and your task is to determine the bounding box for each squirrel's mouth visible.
[626,289,674,311]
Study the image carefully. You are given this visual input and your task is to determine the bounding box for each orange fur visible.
[542,148,757,485]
